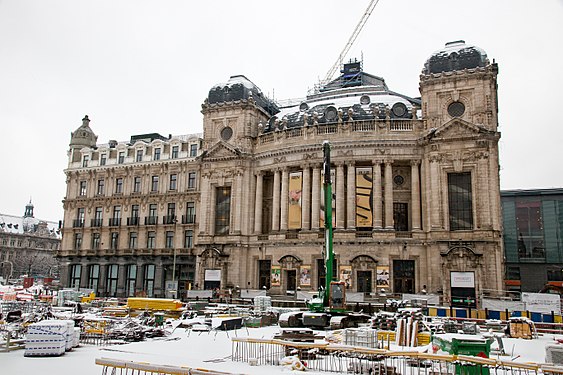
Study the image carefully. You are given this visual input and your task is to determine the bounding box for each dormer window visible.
[118,151,125,164]
[171,145,179,159]
[100,153,107,166]
[82,155,89,167]
[136,149,143,162]
[190,144,198,157]
[154,148,161,160]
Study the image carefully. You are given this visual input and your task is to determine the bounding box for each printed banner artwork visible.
[320,168,336,227]
[356,167,373,227]
[288,171,303,229]
[204,269,221,281]
[299,265,311,286]
[376,266,390,289]
[339,265,352,289]
[271,266,281,286]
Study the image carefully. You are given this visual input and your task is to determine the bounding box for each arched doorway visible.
[351,255,377,293]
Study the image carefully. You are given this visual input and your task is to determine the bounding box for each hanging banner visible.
[339,265,352,289]
[320,168,336,227]
[271,266,281,286]
[450,272,475,288]
[356,167,373,227]
[299,265,311,286]
[522,292,561,315]
[288,171,303,229]
[376,266,390,289]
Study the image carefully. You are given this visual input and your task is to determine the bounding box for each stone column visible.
[233,170,243,234]
[272,169,280,231]
[280,168,289,231]
[384,160,394,229]
[254,171,263,234]
[411,160,421,231]
[429,155,441,229]
[301,165,311,230]
[346,162,356,230]
[311,165,321,230]
[336,162,345,228]
[199,173,210,235]
[478,152,491,229]
[372,160,383,229]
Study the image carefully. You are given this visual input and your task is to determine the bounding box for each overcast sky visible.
[1,0,562,223]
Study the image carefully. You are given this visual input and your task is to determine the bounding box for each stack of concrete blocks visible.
[24,321,68,357]
[343,328,379,348]
[254,296,272,313]
[73,327,81,348]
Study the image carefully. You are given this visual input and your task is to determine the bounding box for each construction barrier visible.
[96,358,240,375]
[427,306,563,323]
[231,337,563,374]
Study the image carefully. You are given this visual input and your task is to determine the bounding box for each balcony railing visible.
[108,218,121,227]
[163,215,177,225]
[145,216,158,225]
[182,214,196,224]
[91,219,103,227]
[73,219,84,228]
[127,216,140,226]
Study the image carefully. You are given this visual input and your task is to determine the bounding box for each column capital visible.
[372,159,384,165]
[346,160,356,167]
[410,159,421,167]
[335,160,345,167]
[384,159,394,166]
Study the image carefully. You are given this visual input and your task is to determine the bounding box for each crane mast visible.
[321,0,380,86]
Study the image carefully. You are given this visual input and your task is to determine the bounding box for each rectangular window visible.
[186,202,195,224]
[88,264,100,292]
[171,145,179,159]
[214,186,231,235]
[126,265,137,297]
[190,144,198,157]
[93,206,103,227]
[70,264,81,288]
[147,231,156,249]
[97,179,105,195]
[151,176,159,192]
[75,208,85,227]
[448,172,473,230]
[258,260,271,290]
[100,153,107,166]
[106,264,119,297]
[136,149,143,162]
[144,264,156,297]
[118,151,125,164]
[184,230,193,248]
[393,202,409,232]
[188,172,196,189]
[129,232,138,249]
[115,178,123,194]
[133,176,141,193]
[110,232,119,249]
[516,200,545,259]
[169,174,177,190]
[131,204,140,218]
[82,155,89,167]
[74,233,82,249]
[154,148,161,160]
[149,203,157,218]
[92,232,101,249]
[79,181,87,196]
[166,231,174,248]
[110,206,121,226]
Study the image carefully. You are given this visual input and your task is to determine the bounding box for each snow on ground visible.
[3,325,563,375]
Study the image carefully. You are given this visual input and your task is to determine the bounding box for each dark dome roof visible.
[208,75,279,116]
[423,40,488,74]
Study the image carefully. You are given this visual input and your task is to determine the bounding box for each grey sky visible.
[1,0,562,222]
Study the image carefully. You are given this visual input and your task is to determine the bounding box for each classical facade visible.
[0,201,61,281]
[58,40,504,304]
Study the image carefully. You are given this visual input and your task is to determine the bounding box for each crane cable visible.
[322,0,380,85]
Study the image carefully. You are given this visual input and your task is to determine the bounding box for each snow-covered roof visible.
[0,213,61,239]
[423,40,488,74]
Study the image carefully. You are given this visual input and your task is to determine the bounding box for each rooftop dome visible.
[207,75,279,116]
[70,115,98,148]
[423,40,488,74]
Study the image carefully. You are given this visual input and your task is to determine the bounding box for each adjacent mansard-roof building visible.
[0,201,61,281]
[58,41,503,306]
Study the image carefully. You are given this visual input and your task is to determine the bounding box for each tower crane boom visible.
[322,0,380,85]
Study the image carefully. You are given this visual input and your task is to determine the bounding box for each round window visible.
[360,95,371,105]
[391,103,408,118]
[220,126,233,141]
[393,175,404,186]
[324,106,338,122]
[448,101,465,117]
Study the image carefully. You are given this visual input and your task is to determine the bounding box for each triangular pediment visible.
[201,141,241,160]
[432,118,484,139]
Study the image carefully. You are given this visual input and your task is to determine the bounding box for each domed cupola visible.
[423,40,488,74]
[70,115,98,148]
[207,75,278,116]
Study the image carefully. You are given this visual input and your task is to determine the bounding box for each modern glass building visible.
[502,189,563,293]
